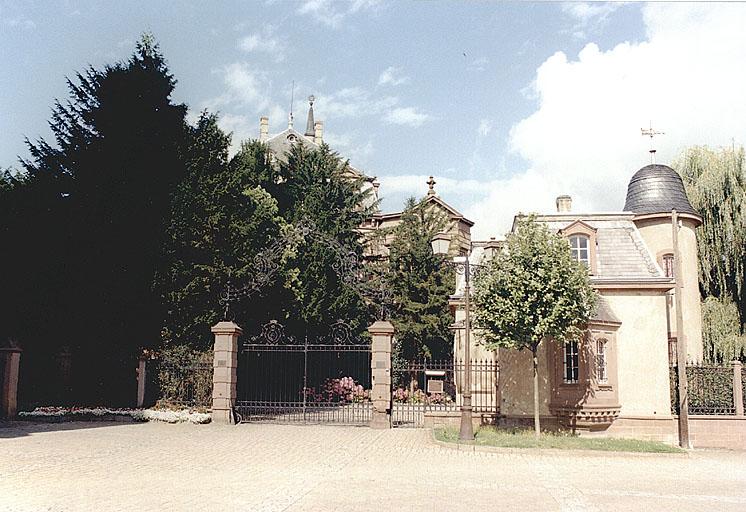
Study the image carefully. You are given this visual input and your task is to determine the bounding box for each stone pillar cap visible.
[367,320,395,335]
[211,321,243,335]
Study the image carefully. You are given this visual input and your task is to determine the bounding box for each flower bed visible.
[18,406,211,424]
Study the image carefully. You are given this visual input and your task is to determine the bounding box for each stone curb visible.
[427,429,691,459]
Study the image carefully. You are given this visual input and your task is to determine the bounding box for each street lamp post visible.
[431,234,482,441]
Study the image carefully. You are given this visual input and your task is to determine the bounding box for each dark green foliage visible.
[386,198,455,362]
[274,143,377,337]
[159,115,284,349]
[2,34,189,405]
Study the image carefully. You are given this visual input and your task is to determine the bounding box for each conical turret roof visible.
[624,164,698,216]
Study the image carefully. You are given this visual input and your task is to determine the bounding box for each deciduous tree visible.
[473,216,596,436]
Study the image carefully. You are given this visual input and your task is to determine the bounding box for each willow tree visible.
[675,146,746,324]
[701,296,746,363]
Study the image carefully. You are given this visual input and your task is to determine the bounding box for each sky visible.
[2,1,745,238]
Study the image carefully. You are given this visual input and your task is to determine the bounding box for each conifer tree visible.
[386,198,455,363]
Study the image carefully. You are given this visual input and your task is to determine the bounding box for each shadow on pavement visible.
[0,418,147,439]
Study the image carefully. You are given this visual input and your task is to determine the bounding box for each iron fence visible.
[670,364,738,415]
[144,358,213,409]
[391,358,499,428]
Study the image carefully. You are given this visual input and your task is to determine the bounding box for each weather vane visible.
[641,121,664,164]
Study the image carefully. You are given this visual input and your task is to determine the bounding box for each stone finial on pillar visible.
[1,347,22,418]
[368,320,394,429]
[211,321,242,424]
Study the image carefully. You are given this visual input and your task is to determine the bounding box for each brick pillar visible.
[368,320,394,429]
[211,321,242,424]
[733,360,744,417]
[136,356,147,408]
[1,348,22,418]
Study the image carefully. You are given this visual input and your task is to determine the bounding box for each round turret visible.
[624,164,698,216]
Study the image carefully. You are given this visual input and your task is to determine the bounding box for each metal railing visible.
[670,363,743,415]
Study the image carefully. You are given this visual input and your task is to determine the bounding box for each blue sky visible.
[2,1,744,237]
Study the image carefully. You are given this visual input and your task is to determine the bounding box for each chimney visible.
[314,121,323,144]
[259,116,269,142]
[556,195,572,213]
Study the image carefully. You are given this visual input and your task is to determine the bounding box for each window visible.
[662,253,675,278]
[563,340,579,384]
[569,235,590,267]
[596,339,608,384]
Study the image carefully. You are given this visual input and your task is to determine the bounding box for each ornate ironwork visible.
[220,217,393,320]
[245,320,300,346]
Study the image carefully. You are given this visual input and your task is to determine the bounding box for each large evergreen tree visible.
[386,198,455,362]
[159,115,285,349]
[7,34,188,404]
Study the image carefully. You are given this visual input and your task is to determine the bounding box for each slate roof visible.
[265,128,370,182]
[592,296,621,324]
[541,217,663,280]
[624,164,698,216]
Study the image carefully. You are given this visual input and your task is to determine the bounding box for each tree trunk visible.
[532,346,541,439]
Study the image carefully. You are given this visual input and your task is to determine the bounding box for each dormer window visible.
[569,235,590,267]
[560,220,597,274]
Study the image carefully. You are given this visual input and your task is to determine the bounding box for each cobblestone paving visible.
[1,421,745,511]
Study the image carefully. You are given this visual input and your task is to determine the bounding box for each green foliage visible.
[159,115,285,349]
[701,296,746,363]
[386,197,455,361]
[473,215,597,351]
[676,146,746,323]
[273,143,377,336]
[156,345,212,408]
[0,33,189,404]
[473,215,596,435]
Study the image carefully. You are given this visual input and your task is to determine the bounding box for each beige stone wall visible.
[603,291,673,417]
[496,344,552,417]
[635,216,703,362]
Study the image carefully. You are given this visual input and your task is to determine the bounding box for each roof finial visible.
[427,176,437,195]
[288,80,296,129]
[305,95,315,138]
[641,121,664,164]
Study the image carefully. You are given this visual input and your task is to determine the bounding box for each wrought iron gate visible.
[391,359,499,428]
[235,320,372,425]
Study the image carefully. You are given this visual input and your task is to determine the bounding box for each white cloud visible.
[324,131,374,165]
[237,26,285,62]
[383,107,430,127]
[464,3,746,239]
[297,0,380,28]
[562,2,622,39]
[378,66,409,86]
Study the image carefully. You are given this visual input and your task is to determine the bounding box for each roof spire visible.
[427,176,437,196]
[641,121,664,164]
[305,95,315,137]
[288,80,295,129]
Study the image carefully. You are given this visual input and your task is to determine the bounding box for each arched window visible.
[662,253,675,278]
[563,340,579,384]
[596,339,608,383]
[569,235,590,267]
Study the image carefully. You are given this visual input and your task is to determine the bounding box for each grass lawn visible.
[434,426,683,453]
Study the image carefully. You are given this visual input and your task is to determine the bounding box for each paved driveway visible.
[1,421,745,511]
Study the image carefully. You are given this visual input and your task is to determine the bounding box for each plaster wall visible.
[603,291,673,417]
[635,217,703,362]
[496,344,551,416]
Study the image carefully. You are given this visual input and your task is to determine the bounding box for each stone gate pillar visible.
[211,321,242,424]
[368,320,394,429]
[1,347,22,419]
